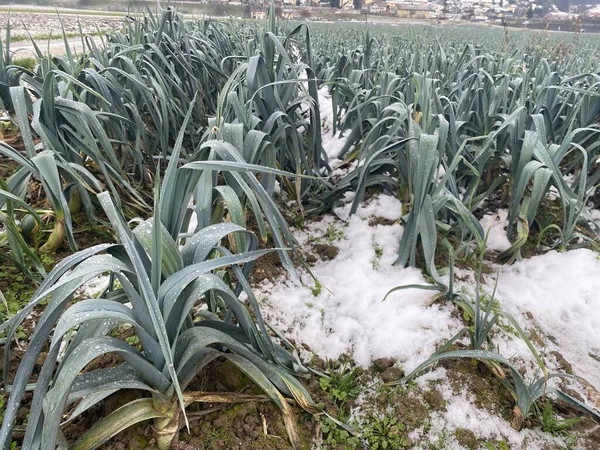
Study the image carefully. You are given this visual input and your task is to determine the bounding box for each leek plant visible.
[3,9,599,272]
[0,106,319,448]
[0,178,46,279]
[315,25,600,267]
[0,184,317,450]
[1,8,329,263]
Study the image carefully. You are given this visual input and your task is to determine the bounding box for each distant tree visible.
[527,6,533,18]
[331,0,341,7]
[353,0,362,9]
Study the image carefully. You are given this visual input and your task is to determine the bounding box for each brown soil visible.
[249,251,285,284]
[179,400,313,450]
[552,392,600,450]
[368,217,396,227]
[454,428,478,449]
[52,213,115,260]
[581,426,600,450]
[442,358,514,420]
[0,153,20,181]
[312,243,338,261]
[550,350,574,375]
[372,358,404,384]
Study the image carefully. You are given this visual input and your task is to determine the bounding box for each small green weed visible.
[374,244,383,259]
[292,213,305,229]
[125,335,141,348]
[40,253,56,267]
[0,276,37,341]
[372,243,383,268]
[312,281,323,297]
[540,403,581,436]
[484,441,510,450]
[11,57,36,71]
[324,225,344,243]
[0,394,5,423]
[200,426,231,448]
[320,417,360,449]
[363,416,407,449]
[320,363,360,407]
[308,225,344,245]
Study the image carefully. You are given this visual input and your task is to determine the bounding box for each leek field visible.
[1,7,600,450]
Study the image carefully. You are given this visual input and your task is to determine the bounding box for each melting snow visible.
[410,380,565,450]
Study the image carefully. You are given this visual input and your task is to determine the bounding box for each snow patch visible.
[411,387,560,450]
[258,194,462,369]
[479,209,511,252]
[495,249,600,390]
[333,192,402,222]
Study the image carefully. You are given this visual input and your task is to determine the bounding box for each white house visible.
[369,1,387,14]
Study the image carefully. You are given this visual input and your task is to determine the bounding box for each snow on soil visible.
[494,249,600,391]
[351,370,570,449]
[257,193,463,370]
[410,374,569,450]
[258,195,600,389]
